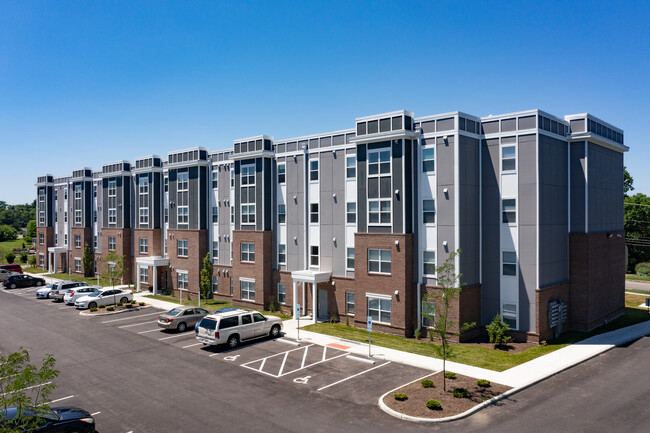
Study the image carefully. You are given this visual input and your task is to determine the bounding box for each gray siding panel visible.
[392,140,403,234]
[570,142,586,232]
[189,167,199,230]
[481,139,500,324]
[356,144,367,232]
[458,135,480,286]
[286,155,305,270]
[518,133,537,333]
[587,143,624,232]
[437,136,455,263]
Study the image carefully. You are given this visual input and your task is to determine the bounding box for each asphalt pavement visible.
[625,279,650,293]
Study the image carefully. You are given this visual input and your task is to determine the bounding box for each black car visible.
[2,274,46,289]
[1,406,95,432]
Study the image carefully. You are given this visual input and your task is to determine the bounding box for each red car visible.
[0,264,23,274]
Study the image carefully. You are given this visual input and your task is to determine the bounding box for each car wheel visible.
[177,322,187,332]
[120,297,128,304]
[36,281,42,286]
[227,335,239,349]
[10,283,16,289]
[269,324,281,338]
[88,302,97,309]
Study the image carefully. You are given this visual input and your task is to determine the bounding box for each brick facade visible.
[69,227,93,276]
[133,229,163,257]
[100,228,133,284]
[35,226,53,268]
[231,230,272,309]
[168,229,208,300]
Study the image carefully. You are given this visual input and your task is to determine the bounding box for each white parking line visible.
[49,395,74,403]
[102,312,161,323]
[137,328,161,334]
[91,411,101,416]
[1,382,52,396]
[240,344,315,366]
[183,342,202,349]
[317,361,391,391]
[118,320,157,329]
[158,333,194,341]
[280,352,348,377]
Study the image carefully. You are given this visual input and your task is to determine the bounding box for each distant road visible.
[626,279,650,293]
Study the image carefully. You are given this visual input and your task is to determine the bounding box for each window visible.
[177,207,189,224]
[369,149,390,175]
[241,164,255,185]
[212,206,218,223]
[423,199,435,223]
[346,292,355,314]
[368,149,391,224]
[502,251,517,276]
[64,187,67,200]
[310,246,319,267]
[177,171,189,225]
[108,236,116,251]
[39,253,44,266]
[278,204,286,224]
[139,238,148,254]
[310,159,319,181]
[177,240,188,257]
[74,235,81,248]
[164,239,167,255]
[93,210,97,222]
[502,303,517,329]
[212,171,218,189]
[346,248,355,270]
[502,146,516,171]
[346,156,356,178]
[177,171,189,191]
[64,234,67,245]
[93,184,97,197]
[54,212,57,223]
[278,244,286,264]
[423,251,436,275]
[278,283,286,304]
[368,249,391,274]
[241,280,255,301]
[93,235,97,250]
[54,234,57,245]
[74,210,82,225]
[140,267,149,283]
[139,176,149,195]
[177,272,188,290]
[139,208,149,226]
[212,241,218,261]
[74,184,82,200]
[75,258,81,273]
[107,180,116,226]
[502,199,516,223]
[278,164,285,184]
[423,148,435,172]
[64,211,68,223]
[310,203,319,223]
[108,209,116,225]
[230,169,234,187]
[368,297,391,324]
[346,202,356,224]
[164,208,168,223]
[422,300,435,327]
[39,233,44,245]
[39,211,45,225]
[241,204,255,224]
[212,275,218,293]
[164,176,168,192]
[241,242,255,262]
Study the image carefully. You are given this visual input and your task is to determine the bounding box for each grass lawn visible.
[626,292,650,308]
[0,239,31,264]
[303,301,650,372]
[146,294,292,320]
[625,273,650,282]
[24,269,125,288]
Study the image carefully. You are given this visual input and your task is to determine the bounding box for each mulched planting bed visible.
[383,372,511,418]
[81,304,149,315]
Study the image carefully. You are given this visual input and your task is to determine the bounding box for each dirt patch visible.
[80,303,149,315]
[383,372,511,419]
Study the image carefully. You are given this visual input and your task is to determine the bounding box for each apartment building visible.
[35,108,627,341]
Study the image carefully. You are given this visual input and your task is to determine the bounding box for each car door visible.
[194,308,209,327]
[251,312,268,338]
[239,314,255,340]
[181,308,196,327]
[98,290,112,306]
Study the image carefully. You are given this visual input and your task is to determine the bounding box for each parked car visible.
[196,309,282,348]
[0,264,23,274]
[63,285,100,305]
[2,274,45,289]
[158,306,211,332]
[74,288,133,309]
[50,281,89,302]
[0,269,16,280]
[35,284,56,299]
[1,406,95,432]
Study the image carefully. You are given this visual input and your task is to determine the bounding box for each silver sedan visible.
[157,307,211,332]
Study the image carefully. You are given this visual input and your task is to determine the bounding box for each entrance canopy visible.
[135,256,170,294]
[290,270,331,284]
[47,246,67,254]
[290,270,331,323]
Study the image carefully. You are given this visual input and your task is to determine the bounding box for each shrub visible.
[486,313,512,346]
[444,371,457,380]
[125,304,133,308]
[116,302,123,306]
[345,316,350,327]
[130,300,136,304]
[28,255,36,268]
[421,379,435,388]
[24,235,32,244]
[453,388,468,398]
[635,262,650,276]
[107,306,115,312]
[393,393,408,401]
[20,252,28,263]
[98,304,106,309]
[414,328,421,340]
[477,379,491,387]
[268,300,276,312]
[5,252,15,264]
[139,302,145,306]
[426,400,442,410]
[90,307,98,312]
[329,312,339,323]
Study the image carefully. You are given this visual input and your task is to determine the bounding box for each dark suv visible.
[3,274,45,289]
[0,264,23,274]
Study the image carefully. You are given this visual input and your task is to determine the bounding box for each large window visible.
[310,246,319,267]
[423,199,435,223]
[310,203,319,223]
[39,233,44,245]
[278,204,286,224]
[164,208,168,223]
[212,206,218,223]
[212,275,218,293]
[74,209,82,225]
[502,251,517,276]
[177,239,188,257]
[241,164,255,185]
[346,202,356,224]
[502,199,516,223]
[241,242,255,262]
[177,271,188,290]
[177,171,189,225]
[39,211,45,225]
[368,149,391,225]
[423,148,435,172]
[422,300,435,328]
[368,248,391,274]
[139,208,149,226]
[140,267,149,283]
[346,248,355,270]
[502,303,517,329]
[346,156,356,178]
[108,236,116,251]
[74,235,81,248]
[241,204,255,224]
[177,207,189,224]
[75,258,81,272]
[212,241,219,261]
[278,244,286,265]
[241,279,255,301]
[423,251,436,275]
[346,292,355,314]
[240,163,256,225]
[502,145,516,171]
[139,238,148,254]
[212,171,218,189]
[368,296,391,324]
[278,164,286,184]
[310,160,319,181]
[108,209,117,225]
[278,283,286,304]
[139,176,149,195]
[108,180,117,226]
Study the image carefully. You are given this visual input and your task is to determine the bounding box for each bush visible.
[421,379,435,388]
[453,388,468,398]
[477,379,491,387]
[393,393,408,401]
[90,307,98,312]
[486,313,512,346]
[28,255,36,268]
[268,300,276,312]
[635,262,650,276]
[345,316,350,327]
[107,306,115,311]
[24,235,32,244]
[130,300,136,304]
[5,252,15,264]
[426,399,442,410]
[444,371,457,380]
[98,304,106,309]
[414,328,421,340]
[20,252,28,263]
[125,304,133,308]
[139,302,145,306]
[116,302,123,306]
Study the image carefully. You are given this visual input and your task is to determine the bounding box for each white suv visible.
[196,309,282,348]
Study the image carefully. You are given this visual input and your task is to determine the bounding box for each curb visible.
[78,305,153,317]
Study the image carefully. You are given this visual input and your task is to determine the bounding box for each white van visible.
[195,308,283,349]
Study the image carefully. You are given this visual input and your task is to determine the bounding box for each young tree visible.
[26,220,37,238]
[28,255,36,269]
[82,242,93,278]
[0,225,17,242]
[0,348,59,432]
[200,253,213,301]
[101,251,127,288]
[424,249,475,391]
[624,166,634,196]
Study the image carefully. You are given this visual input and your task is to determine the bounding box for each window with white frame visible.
[108,263,116,273]
[241,242,255,262]
[164,208,168,223]
[177,207,189,225]
[368,296,391,324]
[39,253,44,266]
[64,234,67,245]
[212,275,218,293]
[64,211,67,223]
[54,212,57,223]
[346,202,356,224]
[240,163,256,225]
[177,240,188,257]
[177,170,189,225]
[138,175,149,228]
[93,235,97,250]
[108,236,116,251]
[212,206,218,223]
[139,208,149,226]
[93,210,97,222]
[75,258,81,272]
[368,149,391,224]
[502,303,517,329]
[278,244,286,264]
[502,199,516,223]
[310,245,319,267]
[423,148,435,172]
[502,251,517,276]
[346,155,356,178]
[368,248,391,274]
[241,279,255,301]
[140,267,149,283]
[212,241,218,261]
[278,283,286,304]
[310,203,319,223]
[346,292,355,314]
[212,171,218,189]
[241,204,255,224]
[139,175,149,195]
[278,164,285,184]
[38,233,44,245]
[502,145,516,171]
[93,184,97,197]
[241,164,255,185]
[310,159,319,181]
[278,204,286,224]
[346,248,355,270]
[108,180,116,225]
[139,238,148,254]
[230,168,234,187]
[64,187,67,200]
[164,176,168,192]
[108,209,116,225]
[74,235,81,248]
[423,250,436,275]
[39,211,45,225]
[74,184,82,200]
[422,300,435,327]
[54,234,57,245]
[74,209,82,225]
[423,199,435,223]
[177,271,188,290]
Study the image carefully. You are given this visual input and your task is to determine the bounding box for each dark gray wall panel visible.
[168,170,177,230]
[570,142,586,232]
[481,138,501,325]
[189,167,199,230]
[286,155,305,270]
[458,135,480,286]
[518,133,537,332]
[587,143,624,232]
[356,144,367,232]
[392,140,403,234]
[437,136,455,264]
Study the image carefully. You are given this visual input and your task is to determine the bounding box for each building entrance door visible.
[317,288,328,321]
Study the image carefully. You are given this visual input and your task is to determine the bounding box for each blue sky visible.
[1,0,648,204]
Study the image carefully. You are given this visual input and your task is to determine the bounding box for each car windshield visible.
[88,290,102,297]
[4,407,60,421]
[166,309,182,316]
